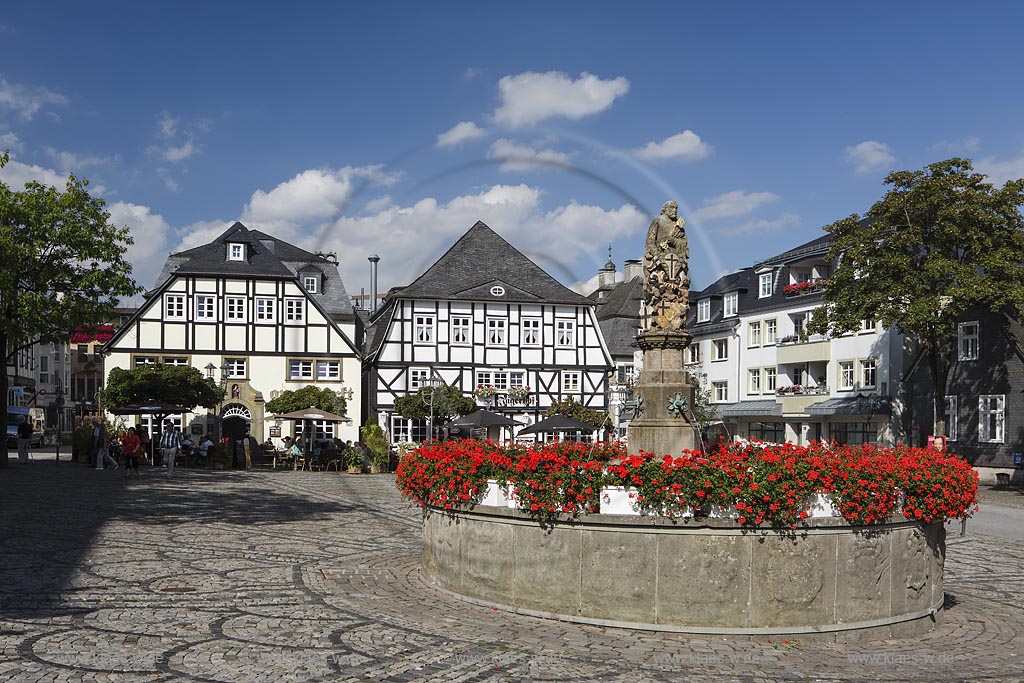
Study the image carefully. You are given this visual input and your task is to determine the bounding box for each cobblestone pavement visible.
[1,462,1023,683]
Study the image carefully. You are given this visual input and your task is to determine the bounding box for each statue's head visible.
[661,200,678,220]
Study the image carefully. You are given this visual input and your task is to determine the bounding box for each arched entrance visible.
[221,403,252,442]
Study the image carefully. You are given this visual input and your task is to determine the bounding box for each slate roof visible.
[392,221,594,306]
[590,276,643,359]
[717,400,783,418]
[150,222,354,318]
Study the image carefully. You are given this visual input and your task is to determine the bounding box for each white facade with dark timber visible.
[104,222,362,443]
[365,221,612,442]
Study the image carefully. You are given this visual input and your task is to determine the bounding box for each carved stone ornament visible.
[642,200,691,333]
[666,392,689,418]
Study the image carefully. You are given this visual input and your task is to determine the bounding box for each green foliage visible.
[688,371,719,437]
[807,158,1024,435]
[544,397,607,427]
[101,364,222,410]
[362,420,390,467]
[264,385,348,417]
[393,385,475,422]
[0,154,142,461]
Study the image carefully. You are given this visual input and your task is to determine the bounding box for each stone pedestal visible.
[628,332,698,457]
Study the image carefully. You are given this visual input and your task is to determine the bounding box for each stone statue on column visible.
[629,200,698,457]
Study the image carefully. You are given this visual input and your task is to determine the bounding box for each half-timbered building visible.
[104,223,362,443]
[364,221,612,442]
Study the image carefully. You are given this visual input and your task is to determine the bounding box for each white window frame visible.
[860,319,876,334]
[764,367,777,392]
[164,294,185,320]
[487,318,507,347]
[556,320,575,348]
[288,359,314,380]
[748,368,761,395]
[255,297,276,323]
[713,381,728,403]
[748,321,762,347]
[860,358,877,389]
[492,371,509,390]
[228,243,245,261]
[712,338,728,361]
[759,272,772,298]
[225,358,247,379]
[316,360,340,381]
[303,275,318,293]
[764,318,777,345]
[509,371,526,388]
[838,360,855,391]
[225,296,246,322]
[697,298,710,323]
[979,394,1005,443]
[409,368,429,390]
[414,315,435,345]
[942,395,958,442]
[162,357,188,366]
[686,343,700,365]
[562,371,581,393]
[195,295,216,320]
[284,298,305,323]
[450,316,471,345]
[958,322,979,361]
[134,356,157,367]
[521,318,541,347]
[723,292,738,318]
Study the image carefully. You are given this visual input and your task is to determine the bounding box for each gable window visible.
[303,276,318,293]
[288,359,313,380]
[838,361,855,390]
[255,297,276,323]
[521,318,541,346]
[226,296,246,321]
[764,319,778,345]
[316,360,340,380]
[860,358,877,389]
[410,368,429,390]
[414,315,435,344]
[450,316,471,345]
[979,394,1005,442]
[759,273,773,298]
[285,298,304,323]
[164,294,185,320]
[686,343,700,365]
[942,395,958,442]
[713,381,728,403]
[764,367,777,392]
[748,368,761,395]
[748,321,762,347]
[162,357,188,366]
[225,358,247,378]
[228,243,245,261]
[723,292,738,317]
[556,320,575,347]
[712,338,728,361]
[562,371,581,393]
[487,318,506,346]
[958,322,979,361]
[196,295,216,320]
[134,356,157,367]
[697,298,710,323]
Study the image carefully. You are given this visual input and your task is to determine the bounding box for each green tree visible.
[393,385,475,424]
[264,385,348,417]
[0,152,141,465]
[688,371,719,440]
[544,397,607,427]
[807,158,1024,437]
[101,364,221,410]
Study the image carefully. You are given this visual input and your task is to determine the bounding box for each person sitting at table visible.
[196,434,214,465]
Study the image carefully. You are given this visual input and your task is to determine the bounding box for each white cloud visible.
[715,213,800,237]
[43,146,115,173]
[492,71,629,127]
[463,67,483,81]
[976,154,1024,186]
[929,135,981,154]
[843,141,895,174]
[569,272,616,295]
[318,184,644,293]
[486,138,571,172]
[161,138,195,162]
[0,156,68,190]
[156,168,180,192]
[174,219,238,252]
[0,131,22,152]
[243,165,400,225]
[157,112,178,139]
[107,202,174,287]
[0,78,68,121]
[692,190,780,221]
[436,121,486,148]
[632,130,711,161]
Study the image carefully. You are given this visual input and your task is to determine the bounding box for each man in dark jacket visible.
[16,416,31,463]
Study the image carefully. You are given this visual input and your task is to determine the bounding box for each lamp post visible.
[54,380,65,464]
[427,374,445,442]
[205,362,229,441]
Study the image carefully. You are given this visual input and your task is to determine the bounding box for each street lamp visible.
[54,380,65,464]
[427,374,446,442]
[205,362,230,439]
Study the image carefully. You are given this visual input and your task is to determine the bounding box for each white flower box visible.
[600,486,643,515]
[478,480,508,507]
[803,491,840,518]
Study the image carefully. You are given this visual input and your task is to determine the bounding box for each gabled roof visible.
[756,234,832,268]
[393,221,594,306]
[594,276,642,321]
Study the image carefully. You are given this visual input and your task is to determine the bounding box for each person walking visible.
[159,420,182,478]
[137,425,151,464]
[92,418,118,470]
[120,427,143,478]
[16,416,32,463]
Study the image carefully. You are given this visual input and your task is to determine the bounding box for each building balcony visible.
[776,337,830,364]
[783,279,827,297]
[778,393,827,416]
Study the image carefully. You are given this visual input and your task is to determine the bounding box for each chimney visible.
[624,259,642,281]
[368,255,380,313]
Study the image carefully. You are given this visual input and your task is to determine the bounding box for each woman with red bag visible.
[121,427,144,478]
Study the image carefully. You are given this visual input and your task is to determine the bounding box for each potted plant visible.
[472,384,497,400]
[345,444,365,473]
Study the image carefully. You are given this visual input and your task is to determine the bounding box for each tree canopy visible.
[544,397,607,427]
[265,386,348,417]
[101,364,222,410]
[807,158,1024,436]
[0,152,141,462]
[393,385,475,423]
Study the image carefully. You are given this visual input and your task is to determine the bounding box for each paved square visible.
[1,462,1022,682]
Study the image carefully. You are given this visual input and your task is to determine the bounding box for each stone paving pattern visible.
[1,462,1023,682]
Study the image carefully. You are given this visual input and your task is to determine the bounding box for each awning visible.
[805,396,891,416]
[448,409,523,428]
[517,414,599,435]
[716,400,783,418]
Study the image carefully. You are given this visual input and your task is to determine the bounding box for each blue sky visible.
[2,2,1023,300]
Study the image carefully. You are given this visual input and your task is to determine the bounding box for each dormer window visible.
[697,298,710,323]
[303,275,318,293]
[723,292,738,317]
[228,243,245,261]
[759,273,773,298]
